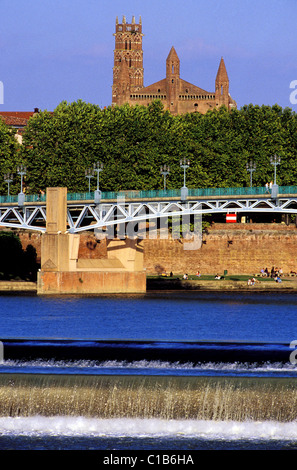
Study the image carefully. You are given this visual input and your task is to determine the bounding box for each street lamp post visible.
[93,161,104,204]
[246,160,256,188]
[160,165,170,190]
[180,158,190,202]
[4,173,13,196]
[270,155,281,185]
[270,155,281,199]
[85,168,95,192]
[17,165,26,206]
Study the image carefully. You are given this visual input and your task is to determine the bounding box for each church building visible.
[112,16,236,115]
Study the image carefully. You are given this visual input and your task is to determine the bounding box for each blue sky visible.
[1,0,296,112]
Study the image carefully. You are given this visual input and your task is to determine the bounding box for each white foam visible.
[2,358,297,373]
[1,416,297,441]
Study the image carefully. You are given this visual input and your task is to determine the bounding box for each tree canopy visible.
[0,117,21,195]
[1,100,297,194]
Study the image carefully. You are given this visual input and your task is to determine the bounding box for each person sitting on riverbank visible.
[275,267,283,277]
[196,271,201,277]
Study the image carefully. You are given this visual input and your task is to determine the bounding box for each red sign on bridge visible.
[226,213,237,223]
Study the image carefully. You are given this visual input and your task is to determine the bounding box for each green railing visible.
[68,187,270,200]
[1,185,297,204]
[279,185,297,194]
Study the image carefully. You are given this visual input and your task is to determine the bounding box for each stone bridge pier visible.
[37,187,146,295]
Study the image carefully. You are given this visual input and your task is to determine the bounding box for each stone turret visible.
[215,57,235,109]
[166,47,180,114]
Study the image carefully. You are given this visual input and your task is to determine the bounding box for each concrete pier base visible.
[37,187,146,295]
[37,270,147,295]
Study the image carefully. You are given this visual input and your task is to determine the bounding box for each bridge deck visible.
[0,186,296,233]
[0,185,297,206]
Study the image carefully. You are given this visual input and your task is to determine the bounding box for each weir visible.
[1,374,297,422]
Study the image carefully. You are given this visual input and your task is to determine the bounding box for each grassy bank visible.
[146,274,297,291]
[0,276,296,294]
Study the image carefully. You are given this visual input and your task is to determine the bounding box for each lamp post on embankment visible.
[246,160,256,187]
[17,165,26,206]
[93,161,104,204]
[270,155,281,199]
[160,165,170,190]
[4,173,13,196]
[180,158,190,202]
[85,167,95,192]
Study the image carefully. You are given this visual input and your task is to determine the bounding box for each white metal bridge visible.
[0,186,297,233]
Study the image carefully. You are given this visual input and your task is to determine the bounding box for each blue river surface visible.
[0,290,297,342]
[1,290,297,451]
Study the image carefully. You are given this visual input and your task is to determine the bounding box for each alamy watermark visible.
[290,80,297,105]
[290,340,297,364]
[93,196,203,251]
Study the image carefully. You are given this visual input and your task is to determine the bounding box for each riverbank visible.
[0,281,37,294]
[146,275,297,292]
[0,276,297,294]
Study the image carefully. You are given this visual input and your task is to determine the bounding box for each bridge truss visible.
[0,195,297,233]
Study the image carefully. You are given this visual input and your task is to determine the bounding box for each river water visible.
[0,290,297,451]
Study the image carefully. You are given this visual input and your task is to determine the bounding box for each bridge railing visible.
[1,185,297,204]
[279,185,297,194]
[67,186,270,200]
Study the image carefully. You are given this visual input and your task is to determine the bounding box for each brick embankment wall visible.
[142,223,297,275]
[7,223,297,276]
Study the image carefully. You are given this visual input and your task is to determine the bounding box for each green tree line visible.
[0,99,297,195]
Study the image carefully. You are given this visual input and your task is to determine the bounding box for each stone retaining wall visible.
[7,223,297,276]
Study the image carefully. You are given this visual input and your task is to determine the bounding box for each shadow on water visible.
[0,435,296,450]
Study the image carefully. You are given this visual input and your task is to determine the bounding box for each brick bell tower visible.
[215,57,230,108]
[166,46,180,115]
[112,15,144,107]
